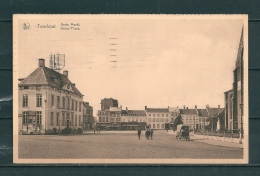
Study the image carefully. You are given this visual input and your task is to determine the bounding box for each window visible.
[161,118,164,122]
[62,112,65,126]
[99,117,101,122]
[162,124,164,129]
[162,114,164,117]
[22,112,28,124]
[156,118,159,122]
[153,114,155,117]
[67,98,70,110]
[57,96,60,108]
[79,102,81,112]
[149,114,151,117]
[36,111,42,124]
[75,115,77,126]
[51,94,54,106]
[110,118,114,122]
[62,97,65,109]
[75,101,78,111]
[56,112,59,125]
[157,124,160,128]
[153,124,155,128]
[50,112,54,125]
[23,94,28,107]
[71,113,74,125]
[72,100,74,110]
[157,114,160,117]
[106,117,108,122]
[148,118,151,122]
[166,114,168,117]
[166,118,168,122]
[116,118,120,122]
[36,94,42,107]
[24,86,29,89]
[153,118,155,122]
[79,115,81,125]
[102,117,105,122]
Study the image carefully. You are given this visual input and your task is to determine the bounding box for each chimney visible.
[183,105,185,109]
[38,59,45,67]
[145,106,147,110]
[195,105,197,109]
[126,107,128,110]
[63,70,68,78]
[218,105,220,109]
[206,104,209,108]
[186,107,188,109]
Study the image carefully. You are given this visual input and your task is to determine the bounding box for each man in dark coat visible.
[137,128,142,140]
[150,129,154,140]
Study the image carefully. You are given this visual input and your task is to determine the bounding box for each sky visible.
[15,15,246,114]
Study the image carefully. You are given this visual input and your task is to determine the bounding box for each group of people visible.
[137,128,154,140]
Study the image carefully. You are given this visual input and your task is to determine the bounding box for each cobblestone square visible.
[18,130,243,159]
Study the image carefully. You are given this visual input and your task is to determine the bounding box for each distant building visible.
[18,59,84,134]
[145,106,171,130]
[121,108,146,130]
[179,106,199,129]
[83,102,94,130]
[101,98,118,110]
[224,27,244,132]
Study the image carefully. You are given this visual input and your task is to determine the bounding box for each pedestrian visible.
[145,130,149,140]
[150,129,154,140]
[166,128,168,132]
[137,128,142,140]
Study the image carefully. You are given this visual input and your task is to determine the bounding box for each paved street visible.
[18,130,243,159]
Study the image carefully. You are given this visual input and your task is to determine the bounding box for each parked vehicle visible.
[175,124,190,141]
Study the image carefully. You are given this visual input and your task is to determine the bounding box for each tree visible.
[173,114,183,129]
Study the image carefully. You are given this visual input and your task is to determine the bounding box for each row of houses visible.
[97,98,224,130]
[18,59,94,134]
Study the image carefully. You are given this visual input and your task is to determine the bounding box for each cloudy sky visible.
[15,15,246,113]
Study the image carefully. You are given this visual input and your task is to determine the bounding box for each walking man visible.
[137,128,142,140]
[150,129,154,140]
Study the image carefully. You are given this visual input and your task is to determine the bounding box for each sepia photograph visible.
[13,14,248,164]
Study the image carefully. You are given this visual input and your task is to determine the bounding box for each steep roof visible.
[207,108,224,117]
[146,108,169,113]
[197,109,208,117]
[19,66,83,97]
[179,109,198,115]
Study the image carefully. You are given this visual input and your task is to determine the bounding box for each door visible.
[67,120,70,128]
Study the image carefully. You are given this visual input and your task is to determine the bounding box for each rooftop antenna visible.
[49,53,65,72]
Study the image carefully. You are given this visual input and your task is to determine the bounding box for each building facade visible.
[121,108,147,130]
[18,59,84,134]
[83,102,94,130]
[224,28,244,132]
[145,107,171,130]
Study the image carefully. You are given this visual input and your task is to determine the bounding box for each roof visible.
[109,107,122,111]
[146,108,169,113]
[207,108,224,117]
[18,66,83,97]
[197,109,208,117]
[168,107,178,112]
[179,109,198,115]
[121,110,146,115]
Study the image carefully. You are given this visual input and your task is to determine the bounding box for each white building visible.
[18,59,84,134]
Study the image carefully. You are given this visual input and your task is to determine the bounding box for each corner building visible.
[18,59,84,134]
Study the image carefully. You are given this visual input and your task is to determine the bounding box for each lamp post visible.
[239,103,243,144]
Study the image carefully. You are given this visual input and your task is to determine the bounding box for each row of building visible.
[96,98,224,131]
[18,59,94,134]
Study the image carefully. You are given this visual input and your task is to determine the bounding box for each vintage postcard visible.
[13,14,248,164]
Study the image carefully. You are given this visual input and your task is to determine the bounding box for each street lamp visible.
[239,103,243,144]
